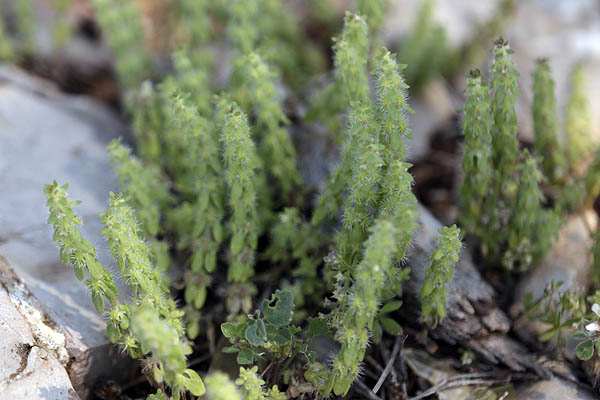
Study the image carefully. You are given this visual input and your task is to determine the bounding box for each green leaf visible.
[572,332,587,340]
[262,289,294,327]
[380,317,403,336]
[237,348,254,364]
[92,291,105,314]
[379,300,403,315]
[576,340,594,360]
[245,319,267,346]
[307,317,332,339]
[222,346,240,353]
[182,369,206,396]
[106,322,120,343]
[221,322,237,338]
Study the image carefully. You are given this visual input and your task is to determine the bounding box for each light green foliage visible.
[204,372,242,400]
[503,152,559,271]
[107,139,171,271]
[566,62,593,172]
[236,366,286,400]
[524,281,585,345]
[337,102,382,265]
[217,98,260,283]
[45,184,199,397]
[166,92,224,277]
[592,229,600,284]
[490,37,519,183]
[44,182,119,313]
[374,49,419,263]
[330,218,398,396]
[356,0,388,34]
[91,0,149,90]
[172,48,212,117]
[459,69,492,237]
[131,81,164,165]
[459,39,560,271]
[421,225,462,325]
[397,0,447,93]
[228,0,320,89]
[333,12,370,105]
[51,0,72,47]
[106,139,171,238]
[311,13,371,227]
[228,0,259,55]
[240,52,301,199]
[13,0,35,54]
[0,16,15,61]
[221,289,316,365]
[532,58,565,182]
[265,208,324,294]
[176,0,211,50]
[131,305,205,399]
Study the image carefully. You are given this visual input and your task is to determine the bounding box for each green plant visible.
[204,372,243,400]
[397,0,447,93]
[532,58,565,182]
[356,0,388,35]
[14,0,35,54]
[566,62,593,174]
[503,151,560,271]
[421,225,462,325]
[236,366,286,400]
[0,17,15,61]
[107,138,172,271]
[217,98,261,284]
[239,52,301,200]
[44,183,203,398]
[459,38,559,271]
[459,69,492,237]
[91,0,150,90]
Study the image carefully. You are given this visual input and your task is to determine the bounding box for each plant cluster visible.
[36,0,600,397]
[459,38,560,272]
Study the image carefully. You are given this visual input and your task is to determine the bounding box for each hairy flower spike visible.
[0,17,15,61]
[204,372,243,400]
[14,0,35,54]
[331,218,398,396]
[131,305,205,399]
[532,59,565,182]
[217,98,260,283]
[566,62,593,174]
[356,0,388,34]
[107,139,171,239]
[421,225,462,325]
[374,48,419,266]
[240,52,301,198]
[44,182,120,312]
[503,151,559,271]
[312,13,372,227]
[91,0,150,90]
[236,366,286,400]
[172,48,212,117]
[338,102,382,265]
[490,37,519,180]
[459,69,493,237]
[334,12,370,105]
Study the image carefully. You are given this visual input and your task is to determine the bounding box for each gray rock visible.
[516,372,597,400]
[0,66,133,397]
[0,256,79,400]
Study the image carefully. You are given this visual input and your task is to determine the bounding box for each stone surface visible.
[0,256,79,400]
[0,66,133,397]
[516,376,597,400]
